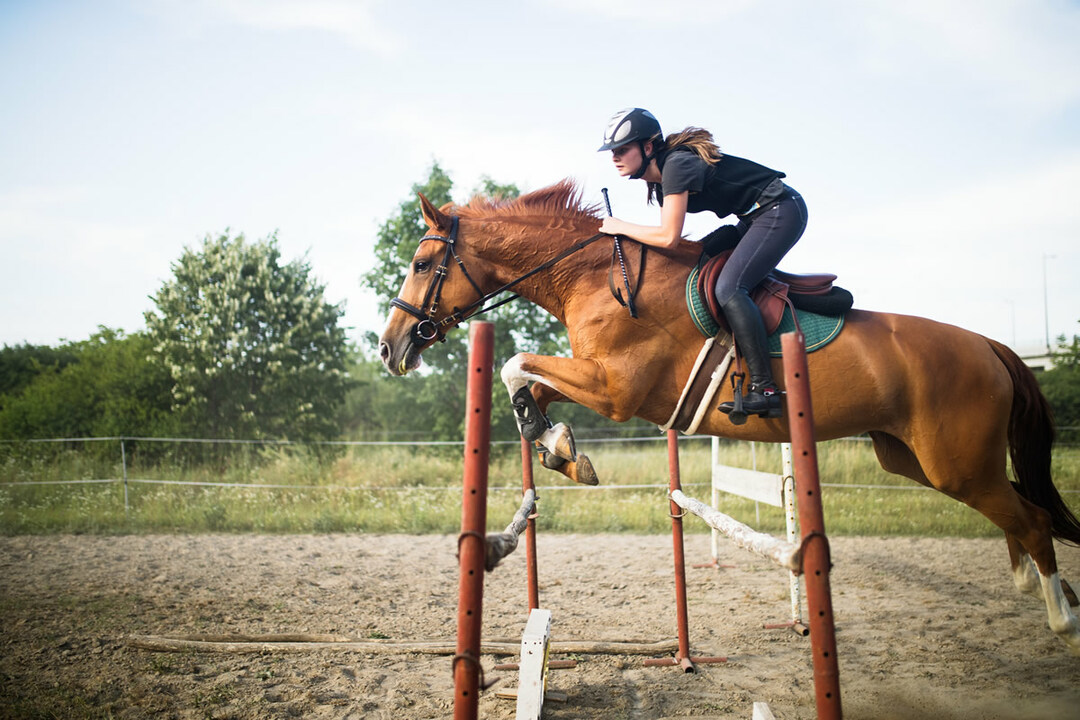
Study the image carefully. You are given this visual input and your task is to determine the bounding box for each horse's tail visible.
[988,338,1080,545]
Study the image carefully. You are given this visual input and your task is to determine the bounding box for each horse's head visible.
[378,194,488,376]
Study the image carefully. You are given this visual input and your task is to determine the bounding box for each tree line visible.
[2,163,1079,449]
[0,164,629,451]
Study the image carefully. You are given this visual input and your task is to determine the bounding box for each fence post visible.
[121,439,129,515]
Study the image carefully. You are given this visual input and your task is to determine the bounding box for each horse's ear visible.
[418,193,451,231]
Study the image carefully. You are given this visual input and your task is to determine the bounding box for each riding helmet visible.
[598,108,662,152]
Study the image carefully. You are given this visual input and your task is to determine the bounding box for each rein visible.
[390,215,609,343]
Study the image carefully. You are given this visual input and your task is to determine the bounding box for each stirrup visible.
[719,382,783,425]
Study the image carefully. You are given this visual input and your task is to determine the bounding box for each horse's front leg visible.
[504,374,574,460]
[501,361,594,484]
[523,383,602,485]
[501,352,653,485]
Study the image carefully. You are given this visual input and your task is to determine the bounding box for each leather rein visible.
[389,215,611,344]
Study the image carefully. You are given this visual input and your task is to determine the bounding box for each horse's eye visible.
[414,260,431,274]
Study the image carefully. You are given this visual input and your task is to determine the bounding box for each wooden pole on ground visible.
[455,321,494,720]
[781,331,842,720]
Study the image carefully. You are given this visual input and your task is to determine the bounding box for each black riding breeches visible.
[713,189,808,306]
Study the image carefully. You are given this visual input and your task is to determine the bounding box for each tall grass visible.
[1,438,1079,537]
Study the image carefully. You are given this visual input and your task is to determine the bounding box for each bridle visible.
[389,215,609,345]
[389,217,484,344]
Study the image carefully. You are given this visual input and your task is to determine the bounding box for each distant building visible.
[1017,346,1056,373]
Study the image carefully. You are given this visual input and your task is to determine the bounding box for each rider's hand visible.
[600,217,623,235]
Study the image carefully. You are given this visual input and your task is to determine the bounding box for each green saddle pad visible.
[686,263,845,355]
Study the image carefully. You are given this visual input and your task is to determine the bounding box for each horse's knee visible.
[500,354,536,396]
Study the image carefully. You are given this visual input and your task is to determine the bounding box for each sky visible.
[2,0,1078,357]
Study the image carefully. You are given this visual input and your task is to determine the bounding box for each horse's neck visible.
[474,221,700,321]
[475,223,599,320]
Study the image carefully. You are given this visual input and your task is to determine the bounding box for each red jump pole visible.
[644,430,727,671]
[667,428,694,672]
[781,331,842,720]
[521,436,540,612]
[454,321,494,720]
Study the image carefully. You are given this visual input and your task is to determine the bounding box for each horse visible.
[377,179,1080,655]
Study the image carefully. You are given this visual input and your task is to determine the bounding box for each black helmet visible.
[598,108,662,152]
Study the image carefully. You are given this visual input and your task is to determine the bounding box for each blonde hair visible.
[647,127,723,204]
[663,127,723,164]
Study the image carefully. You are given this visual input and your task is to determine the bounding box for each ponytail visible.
[646,127,722,205]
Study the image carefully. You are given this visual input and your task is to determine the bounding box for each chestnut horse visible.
[378,179,1080,655]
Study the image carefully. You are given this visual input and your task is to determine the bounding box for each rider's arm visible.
[599,191,688,250]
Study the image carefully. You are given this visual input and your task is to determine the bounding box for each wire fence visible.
[3,431,1078,506]
[0,434,716,502]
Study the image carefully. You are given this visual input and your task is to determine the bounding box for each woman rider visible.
[597,107,808,422]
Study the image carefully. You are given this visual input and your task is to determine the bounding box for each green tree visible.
[0,342,79,400]
[0,328,172,440]
[145,232,353,441]
[1040,327,1080,433]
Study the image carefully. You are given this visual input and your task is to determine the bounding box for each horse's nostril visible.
[379,342,389,361]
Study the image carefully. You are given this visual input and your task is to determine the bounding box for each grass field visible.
[2,437,1079,537]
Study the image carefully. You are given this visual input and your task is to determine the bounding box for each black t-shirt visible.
[657,149,785,218]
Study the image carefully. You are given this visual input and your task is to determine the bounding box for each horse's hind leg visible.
[948,483,1080,653]
[872,431,1080,654]
[1006,535,1043,599]
[869,431,932,488]
[943,469,1080,654]
[1006,533,1080,604]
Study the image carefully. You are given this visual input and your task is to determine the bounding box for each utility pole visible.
[1043,254,1056,354]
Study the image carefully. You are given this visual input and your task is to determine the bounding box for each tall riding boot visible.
[717,289,783,421]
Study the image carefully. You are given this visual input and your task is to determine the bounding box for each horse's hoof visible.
[570,454,599,486]
[538,449,567,470]
[1068,634,1080,658]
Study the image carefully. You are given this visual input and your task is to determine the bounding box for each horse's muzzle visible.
[379,333,422,376]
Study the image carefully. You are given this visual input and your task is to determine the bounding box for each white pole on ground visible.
[710,437,720,562]
[782,444,805,633]
[752,701,777,720]
[515,608,552,720]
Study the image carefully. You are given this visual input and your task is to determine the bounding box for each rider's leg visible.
[713,189,807,418]
[718,289,782,416]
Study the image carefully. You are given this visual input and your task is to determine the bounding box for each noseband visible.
[390,215,610,345]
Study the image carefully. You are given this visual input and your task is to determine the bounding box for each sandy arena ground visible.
[2,533,1080,719]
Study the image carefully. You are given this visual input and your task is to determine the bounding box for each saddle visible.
[696,250,853,335]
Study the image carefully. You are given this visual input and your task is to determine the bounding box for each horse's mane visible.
[451,178,701,263]
[454,179,601,225]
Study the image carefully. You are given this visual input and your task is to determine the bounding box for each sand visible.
[2,533,1079,719]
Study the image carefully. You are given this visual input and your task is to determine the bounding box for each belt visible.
[738,179,791,218]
